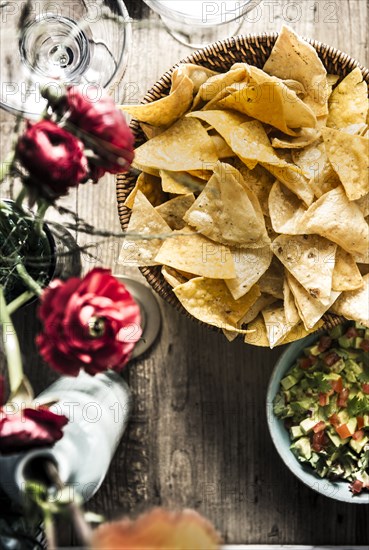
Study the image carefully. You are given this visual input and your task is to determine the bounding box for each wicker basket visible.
[116,33,369,336]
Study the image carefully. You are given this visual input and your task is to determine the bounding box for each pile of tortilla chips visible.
[119,25,369,348]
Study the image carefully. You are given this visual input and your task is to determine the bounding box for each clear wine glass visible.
[0,0,131,117]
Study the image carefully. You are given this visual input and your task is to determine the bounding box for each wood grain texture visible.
[1,0,368,545]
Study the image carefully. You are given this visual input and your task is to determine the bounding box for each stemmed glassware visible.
[0,0,131,117]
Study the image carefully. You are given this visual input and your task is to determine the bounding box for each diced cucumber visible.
[300,417,317,434]
[350,436,369,454]
[330,325,344,339]
[290,425,303,440]
[290,437,311,461]
[281,374,298,390]
[338,336,354,349]
[327,431,349,447]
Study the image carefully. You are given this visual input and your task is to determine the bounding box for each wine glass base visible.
[116,276,161,359]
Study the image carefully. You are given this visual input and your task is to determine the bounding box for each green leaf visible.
[347,395,369,417]
[306,372,331,393]
[358,352,369,383]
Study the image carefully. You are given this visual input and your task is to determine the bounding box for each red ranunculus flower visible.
[0,408,68,454]
[36,268,142,376]
[16,120,88,199]
[65,86,134,175]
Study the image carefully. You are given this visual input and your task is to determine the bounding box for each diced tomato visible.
[313,420,326,433]
[360,339,369,352]
[362,383,369,395]
[357,416,365,430]
[330,377,343,393]
[318,335,332,352]
[319,393,329,406]
[312,430,328,452]
[298,355,316,369]
[336,423,352,439]
[324,352,340,367]
[337,388,349,408]
[329,413,341,428]
[349,480,363,494]
[352,430,365,441]
[345,326,358,339]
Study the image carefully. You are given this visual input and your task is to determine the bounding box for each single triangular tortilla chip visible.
[268,181,307,234]
[155,227,236,279]
[330,274,369,327]
[241,294,277,325]
[301,186,369,256]
[225,246,273,300]
[258,258,284,299]
[356,193,369,217]
[287,272,341,330]
[184,162,270,248]
[272,234,337,303]
[120,74,194,127]
[133,117,218,172]
[263,25,329,117]
[271,127,320,149]
[124,172,166,209]
[322,127,369,200]
[160,170,206,195]
[171,63,218,93]
[194,66,248,103]
[173,278,261,332]
[209,133,235,158]
[262,302,300,348]
[155,194,195,230]
[327,67,369,129]
[332,247,364,291]
[219,68,317,136]
[119,191,172,267]
[283,277,300,326]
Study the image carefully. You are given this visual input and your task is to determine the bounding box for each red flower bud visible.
[36,268,142,376]
[65,86,134,175]
[0,408,68,454]
[16,120,88,200]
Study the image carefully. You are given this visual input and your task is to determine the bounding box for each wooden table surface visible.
[1,0,369,546]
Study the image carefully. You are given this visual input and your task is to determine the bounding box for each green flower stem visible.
[7,290,35,315]
[0,287,24,397]
[15,187,27,209]
[0,150,15,183]
[35,200,50,237]
[16,261,43,296]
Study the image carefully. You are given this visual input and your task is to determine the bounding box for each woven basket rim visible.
[117,32,368,339]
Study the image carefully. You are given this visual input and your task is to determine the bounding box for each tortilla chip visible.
[332,247,364,291]
[140,123,165,140]
[120,75,194,127]
[160,170,205,195]
[162,266,192,288]
[327,67,369,129]
[119,191,172,267]
[301,186,369,256]
[225,246,273,300]
[155,194,195,230]
[171,64,218,94]
[124,172,166,209]
[173,278,261,332]
[229,121,314,206]
[187,110,250,159]
[195,66,248,103]
[233,160,274,216]
[219,68,317,136]
[283,277,300,326]
[355,193,369,217]
[268,181,306,234]
[330,274,369,327]
[322,127,369,200]
[271,128,320,149]
[272,234,337,303]
[184,162,270,248]
[258,258,284,299]
[244,314,324,347]
[209,133,235,158]
[263,25,329,117]
[292,140,340,199]
[261,301,300,348]
[287,272,341,330]
[133,117,218,173]
[155,227,236,279]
